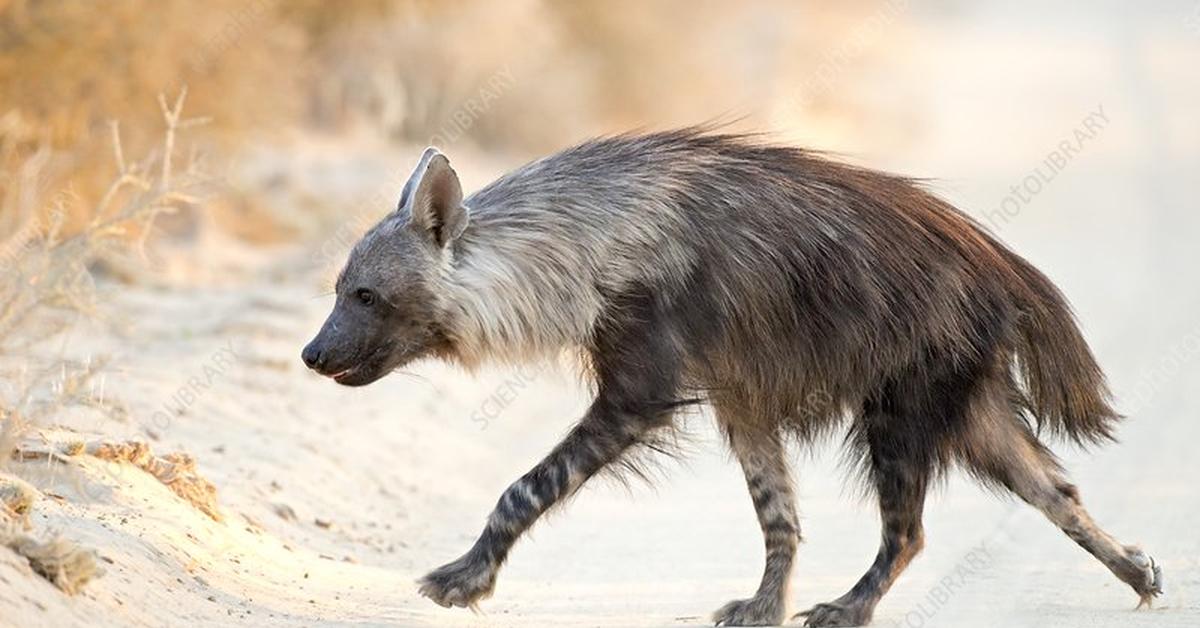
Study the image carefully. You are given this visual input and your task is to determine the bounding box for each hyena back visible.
[302,129,1161,626]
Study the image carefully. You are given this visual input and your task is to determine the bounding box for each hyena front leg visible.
[713,420,801,627]
[416,399,667,608]
[418,304,682,609]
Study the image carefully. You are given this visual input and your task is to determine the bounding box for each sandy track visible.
[1,229,1197,628]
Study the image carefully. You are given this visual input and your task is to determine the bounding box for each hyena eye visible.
[355,288,376,306]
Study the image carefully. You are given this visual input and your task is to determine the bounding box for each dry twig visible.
[0,89,208,465]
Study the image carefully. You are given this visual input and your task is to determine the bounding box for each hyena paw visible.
[1125,547,1163,609]
[797,601,871,627]
[417,554,497,610]
[712,595,785,626]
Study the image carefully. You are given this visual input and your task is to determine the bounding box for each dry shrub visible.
[0,89,207,330]
[5,0,894,193]
[3,0,904,195]
[0,91,205,468]
[83,440,222,522]
[1,472,102,595]
[0,1,397,246]
[0,359,107,474]
[0,523,103,595]
[0,87,199,600]
[0,472,37,523]
[16,440,222,522]
[0,0,308,253]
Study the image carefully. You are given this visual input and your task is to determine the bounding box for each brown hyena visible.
[302,130,1161,626]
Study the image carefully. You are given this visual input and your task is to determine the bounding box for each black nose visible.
[301,341,325,370]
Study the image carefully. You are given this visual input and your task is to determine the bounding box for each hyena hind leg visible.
[713,419,801,627]
[958,379,1163,608]
[799,400,931,628]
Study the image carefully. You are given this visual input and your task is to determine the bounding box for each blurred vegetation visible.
[1,0,301,236]
[1,0,892,246]
[0,1,540,233]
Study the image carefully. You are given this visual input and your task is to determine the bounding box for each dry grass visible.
[0,472,36,523]
[0,15,230,598]
[84,440,222,522]
[0,102,187,591]
[3,1,886,211]
[0,90,206,469]
[0,523,103,595]
[1,472,102,595]
[4,0,853,161]
[14,439,222,522]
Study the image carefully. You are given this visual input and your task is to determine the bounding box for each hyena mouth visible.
[330,367,357,383]
[330,342,394,386]
[331,362,384,386]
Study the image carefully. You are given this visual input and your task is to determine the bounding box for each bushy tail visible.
[1001,249,1122,445]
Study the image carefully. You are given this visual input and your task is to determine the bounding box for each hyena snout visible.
[301,316,349,376]
[300,338,328,372]
[301,332,362,382]
[301,310,402,387]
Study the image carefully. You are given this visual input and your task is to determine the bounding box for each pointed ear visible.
[396,147,438,212]
[398,147,468,247]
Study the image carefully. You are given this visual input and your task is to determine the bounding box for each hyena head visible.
[302,147,469,386]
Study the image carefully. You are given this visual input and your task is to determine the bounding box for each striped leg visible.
[418,287,683,609]
[957,387,1163,608]
[801,404,930,627]
[714,426,801,626]
[416,396,663,608]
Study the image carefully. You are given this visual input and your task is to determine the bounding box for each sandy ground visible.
[2,160,1198,628]
[4,5,1200,627]
[2,225,1198,628]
